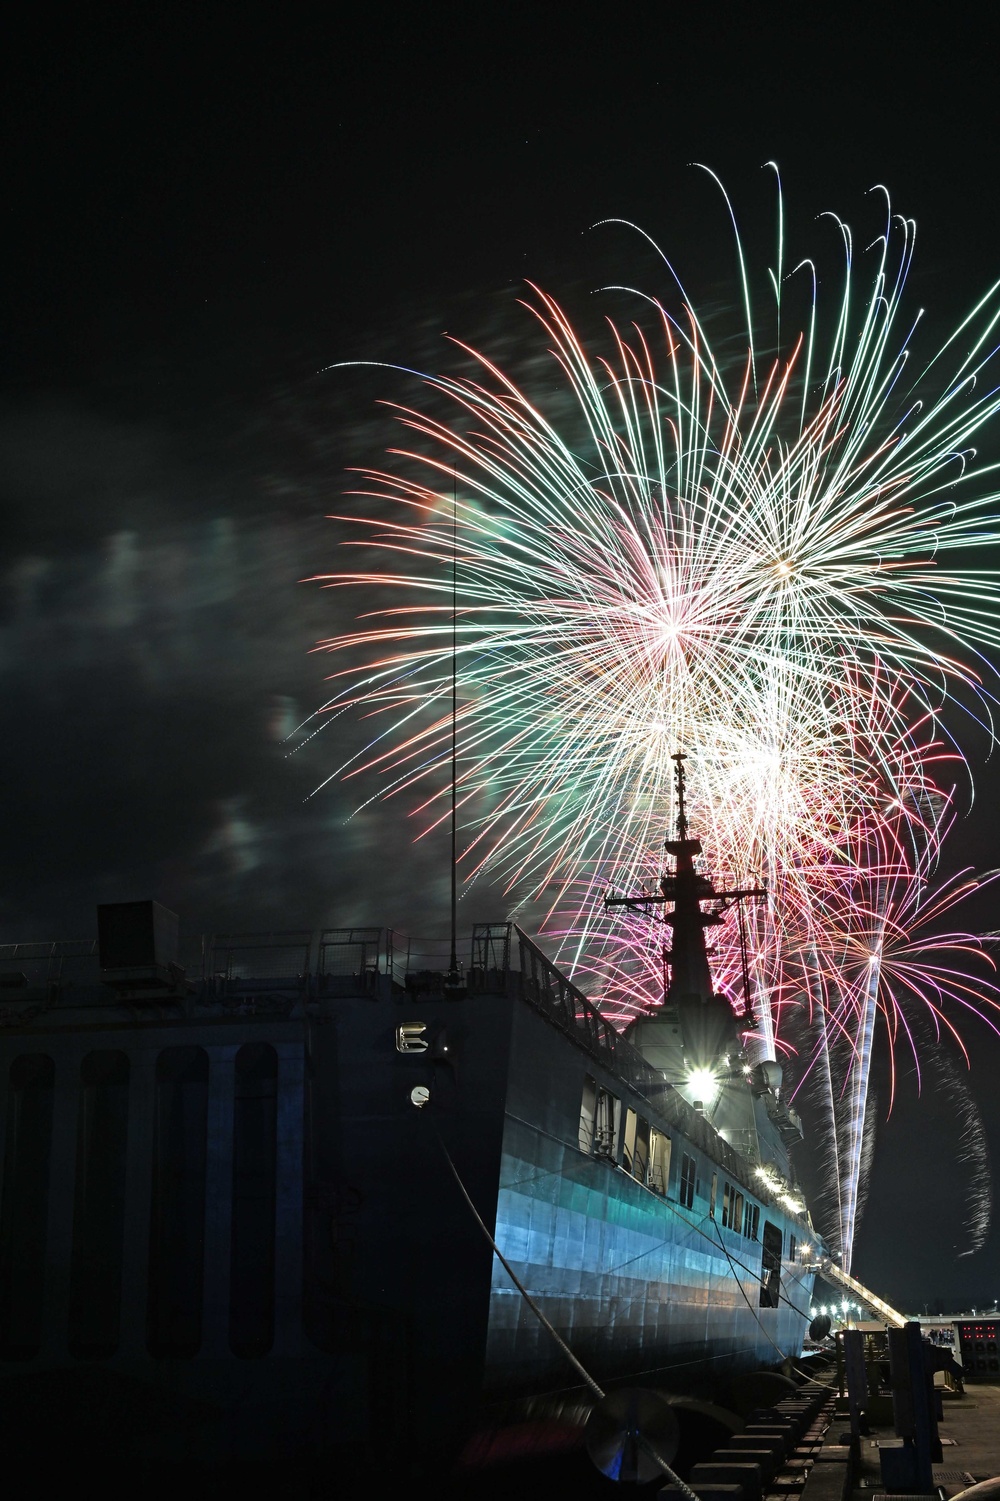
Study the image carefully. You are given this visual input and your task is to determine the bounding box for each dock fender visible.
[723,1368,798,1417]
[653,1393,744,1474]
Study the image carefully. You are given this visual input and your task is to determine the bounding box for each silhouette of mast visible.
[605,751,766,1027]
[444,473,465,998]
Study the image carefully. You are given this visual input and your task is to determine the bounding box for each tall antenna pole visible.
[449,469,459,981]
[671,750,688,840]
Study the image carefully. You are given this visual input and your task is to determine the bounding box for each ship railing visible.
[510,927,804,1216]
[203,931,313,993]
[388,927,512,994]
[472,923,511,978]
[820,1260,907,1328]
[317,928,383,992]
[385,929,411,988]
[512,926,662,1095]
[0,939,101,997]
[392,935,453,994]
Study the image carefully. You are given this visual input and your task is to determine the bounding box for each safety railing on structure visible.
[509,924,813,1220]
[203,931,312,991]
[820,1259,907,1328]
[317,928,382,988]
[0,938,100,989]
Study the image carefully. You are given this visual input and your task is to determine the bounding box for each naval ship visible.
[0,757,835,1474]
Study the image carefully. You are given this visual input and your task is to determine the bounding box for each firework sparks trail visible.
[311,169,1000,1267]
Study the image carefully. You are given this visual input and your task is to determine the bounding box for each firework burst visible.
[312,170,1000,1267]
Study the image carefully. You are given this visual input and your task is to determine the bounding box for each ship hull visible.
[484,991,814,1398]
[0,920,815,1472]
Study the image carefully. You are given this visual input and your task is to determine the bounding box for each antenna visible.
[445,469,466,999]
[671,750,688,840]
[450,471,458,974]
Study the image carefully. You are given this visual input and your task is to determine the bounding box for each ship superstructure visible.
[607,751,805,1186]
[0,869,823,1470]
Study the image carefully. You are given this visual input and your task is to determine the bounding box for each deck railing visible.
[0,919,817,1221]
[508,925,802,1212]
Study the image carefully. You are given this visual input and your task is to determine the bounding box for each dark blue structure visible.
[0,817,817,1472]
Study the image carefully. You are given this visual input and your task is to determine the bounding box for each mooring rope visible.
[436,1131,700,1501]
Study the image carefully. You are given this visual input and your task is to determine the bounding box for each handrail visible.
[820,1259,907,1328]
[510,927,803,1219]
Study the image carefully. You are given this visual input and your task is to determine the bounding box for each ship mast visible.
[443,472,466,999]
[605,751,765,1067]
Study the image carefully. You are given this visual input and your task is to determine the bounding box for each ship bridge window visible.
[593,1087,620,1159]
[648,1129,670,1196]
[788,1233,797,1263]
[743,1201,760,1240]
[679,1152,697,1209]
[579,1076,597,1153]
[759,1219,783,1307]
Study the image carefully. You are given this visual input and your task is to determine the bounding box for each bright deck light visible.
[686,1066,720,1104]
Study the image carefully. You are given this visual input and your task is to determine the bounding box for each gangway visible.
[820,1258,907,1328]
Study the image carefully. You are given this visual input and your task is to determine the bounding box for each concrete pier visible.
[662,1368,1000,1501]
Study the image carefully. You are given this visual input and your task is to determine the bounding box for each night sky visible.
[5,8,1000,1309]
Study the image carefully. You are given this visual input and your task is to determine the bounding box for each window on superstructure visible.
[648,1130,670,1196]
[743,1201,760,1240]
[579,1076,597,1153]
[623,1108,637,1175]
[593,1087,620,1159]
[679,1152,697,1209]
[633,1116,650,1185]
[709,1171,718,1218]
[759,1220,783,1307]
[721,1181,743,1229]
[788,1233,797,1264]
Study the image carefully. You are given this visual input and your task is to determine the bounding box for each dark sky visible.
[5,6,1000,1309]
